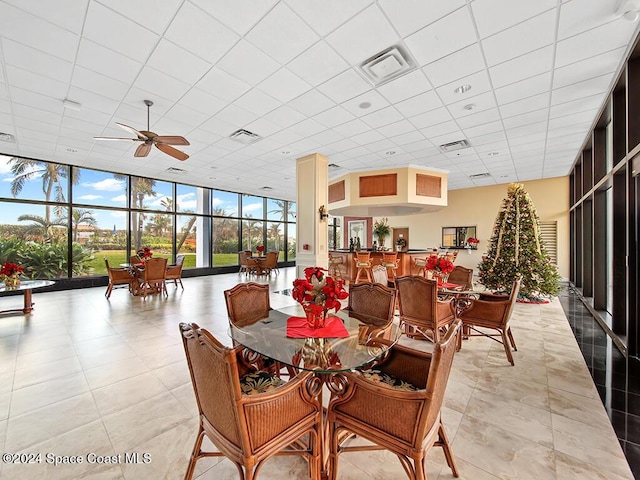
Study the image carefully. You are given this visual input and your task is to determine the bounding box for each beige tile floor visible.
[0,267,633,479]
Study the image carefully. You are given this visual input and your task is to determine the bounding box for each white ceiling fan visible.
[94,100,190,161]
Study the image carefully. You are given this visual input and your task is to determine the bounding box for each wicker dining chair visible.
[346,282,396,341]
[224,282,272,328]
[135,257,168,299]
[179,323,322,480]
[458,276,522,365]
[327,319,462,480]
[104,258,133,298]
[396,275,456,342]
[165,254,185,289]
[447,266,473,290]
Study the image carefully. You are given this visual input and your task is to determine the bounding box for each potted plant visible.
[395,236,407,252]
[372,218,391,248]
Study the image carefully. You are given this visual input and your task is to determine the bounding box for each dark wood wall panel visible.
[582,198,593,297]
[593,190,607,310]
[594,128,607,183]
[328,180,345,203]
[359,174,397,197]
[416,174,442,198]
[629,59,640,150]
[612,169,627,335]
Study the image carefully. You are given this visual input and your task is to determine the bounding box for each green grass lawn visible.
[86,251,241,275]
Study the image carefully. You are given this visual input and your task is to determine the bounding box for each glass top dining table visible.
[228,304,402,374]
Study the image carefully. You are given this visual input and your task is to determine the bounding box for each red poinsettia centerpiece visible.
[292,267,349,328]
[467,237,479,245]
[0,262,23,277]
[426,255,455,274]
[136,247,153,260]
[256,245,265,256]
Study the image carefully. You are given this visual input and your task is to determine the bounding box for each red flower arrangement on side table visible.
[136,247,153,261]
[1,262,24,288]
[425,256,455,285]
[256,245,265,256]
[292,267,349,328]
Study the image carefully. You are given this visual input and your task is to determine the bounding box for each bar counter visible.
[329,250,433,283]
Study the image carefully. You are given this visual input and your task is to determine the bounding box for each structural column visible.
[296,153,329,276]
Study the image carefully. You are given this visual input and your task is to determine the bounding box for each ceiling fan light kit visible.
[94,100,190,161]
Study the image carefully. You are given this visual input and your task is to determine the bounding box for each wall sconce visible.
[318,205,329,222]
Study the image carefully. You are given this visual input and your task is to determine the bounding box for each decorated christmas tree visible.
[478,183,560,300]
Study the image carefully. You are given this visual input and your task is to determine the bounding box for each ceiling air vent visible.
[328,163,341,169]
[469,172,491,179]
[358,44,417,86]
[439,139,471,153]
[229,129,262,145]
[0,132,16,143]
[166,167,186,174]
[260,186,273,191]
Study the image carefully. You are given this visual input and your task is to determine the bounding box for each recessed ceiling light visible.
[463,103,476,110]
[386,151,396,155]
[454,84,472,94]
[487,151,499,156]
[359,102,372,109]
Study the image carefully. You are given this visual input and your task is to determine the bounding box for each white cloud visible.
[179,199,197,210]
[85,178,125,192]
[110,211,126,218]
[78,194,102,200]
[111,194,127,204]
[243,202,263,212]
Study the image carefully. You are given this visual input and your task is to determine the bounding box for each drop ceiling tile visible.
[394,90,443,118]
[96,0,182,34]
[164,104,210,129]
[286,0,373,37]
[467,131,507,146]
[471,0,557,39]
[550,94,605,119]
[436,70,492,106]
[257,68,312,103]
[289,118,326,137]
[505,120,548,139]
[419,120,460,139]
[555,20,637,67]
[66,86,119,116]
[502,109,549,130]
[286,41,350,87]
[313,106,355,128]
[331,119,370,137]
[361,106,403,128]
[5,65,68,100]
[509,133,546,147]
[365,138,397,153]
[12,104,61,126]
[199,115,237,137]
[405,7,477,65]
[83,2,158,63]
[195,69,251,103]
[325,4,400,65]
[72,66,130,101]
[376,119,417,138]
[134,66,191,102]
[246,3,319,64]
[488,46,553,90]
[234,89,282,117]
[557,0,620,40]
[317,69,371,104]
[263,105,307,128]
[499,93,550,118]
[447,91,497,120]
[422,44,486,88]
[474,140,509,154]
[553,48,625,90]
[4,0,88,33]
[0,2,79,61]
[351,129,385,145]
[146,39,212,85]
[341,90,390,117]
[403,140,436,154]
[482,10,556,67]
[390,130,425,146]
[548,110,599,130]
[214,104,259,130]
[2,39,73,84]
[409,107,453,129]
[75,39,143,86]
[551,74,612,106]
[495,72,552,105]
[180,88,227,115]
[217,40,281,86]
[191,0,277,35]
[377,70,433,104]
[379,0,466,37]
[287,89,335,117]
[455,108,501,129]
[463,120,503,138]
[165,2,239,64]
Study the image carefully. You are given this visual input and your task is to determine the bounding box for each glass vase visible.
[303,304,327,329]
[4,274,20,288]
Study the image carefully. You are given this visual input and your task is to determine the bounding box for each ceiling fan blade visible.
[116,122,148,140]
[93,136,140,141]
[134,143,152,157]
[154,135,190,146]
[155,143,189,161]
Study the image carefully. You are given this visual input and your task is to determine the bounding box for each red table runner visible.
[286,315,349,338]
[440,282,463,290]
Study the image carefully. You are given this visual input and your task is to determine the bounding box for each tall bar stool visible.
[328,253,344,280]
[413,257,428,276]
[353,252,373,283]
[381,252,399,285]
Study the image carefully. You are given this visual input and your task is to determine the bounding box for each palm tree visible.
[122,175,156,250]
[63,209,97,242]
[9,157,79,224]
[17,214,66,244]
[268,200,286,221]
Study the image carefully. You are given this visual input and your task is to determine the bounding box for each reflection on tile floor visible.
[0,269,634,479]
[559,284,640,478]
